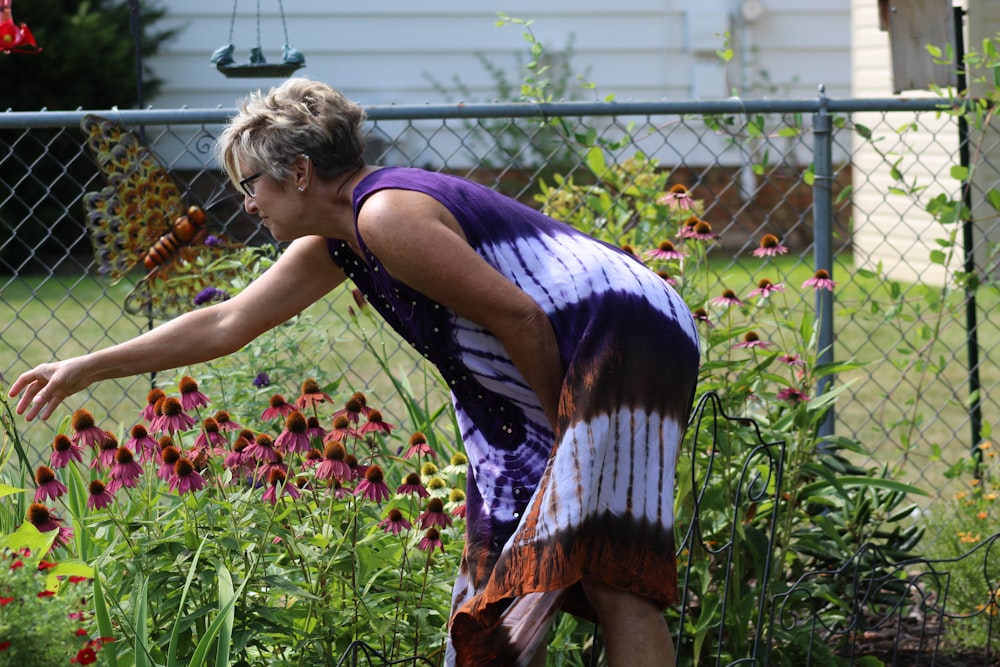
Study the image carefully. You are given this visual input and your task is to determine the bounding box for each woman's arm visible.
[356,189,565,430]
[8,235,346,421]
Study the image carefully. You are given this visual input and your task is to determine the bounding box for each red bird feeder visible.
[0,0,40,55]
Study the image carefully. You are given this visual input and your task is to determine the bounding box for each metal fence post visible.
[812,85,835,440]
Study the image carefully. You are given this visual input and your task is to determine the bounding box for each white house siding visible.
[850,0,964,285]
[143,2,849,171]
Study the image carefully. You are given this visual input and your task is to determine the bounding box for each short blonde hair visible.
[217,78,367,188]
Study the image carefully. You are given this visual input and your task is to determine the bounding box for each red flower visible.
[73,647,98,665]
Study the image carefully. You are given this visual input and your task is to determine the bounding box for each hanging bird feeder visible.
[210,0,304,78]
[0,0,41,54]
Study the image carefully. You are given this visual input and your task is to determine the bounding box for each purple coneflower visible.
[149,397,196,435]
[355,464,390,503]
[358,410,394,436]
[677,216,701,239]
[403,432,436,459]
[803,269,837,291]
[294,378,333,409]
[125,424,159,464]
[86,480,115,511]
[213,410,242,431]
[748,278,786,299]
[70,409,107,448]
[107,447,143,494]
[656,270,677,286]
[34,465,67,502]
[777,387,810,404]
[26,503,73,549]
[620,244,637,258]
[275,412,312,454]
[378,508,412,536]
[262,469,300,505]
[346,454,367,481]
[158,446,182,481]
[778,353,806,367]
[246,433,280,463]
[691,307,713,327]
[325,415,357,443]
[397,472,430,498]
[50,434,83,469]
[417,527,444,553]
[333,392,373,423]
[305,416,326,443]
[169,459,206,495]
[711,289,744,308]
[316,441,351,482]
[140,388,166,421]
[191,417,228,456]
[657,183,695,209]
[254,454,288,484]
[418,497,453,529]
[733,331,773,350]
[261,394,295,421]
[223,437,251,472]
[752,234,789,258]
[688,219,717,241]
[643,240,688,262]
[303,447,322,468]
[178,376,210,411]
[90,433,119,471]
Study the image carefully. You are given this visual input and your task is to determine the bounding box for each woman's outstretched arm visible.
[8,235,346,421]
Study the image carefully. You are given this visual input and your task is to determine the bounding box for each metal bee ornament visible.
[81,114,244,320]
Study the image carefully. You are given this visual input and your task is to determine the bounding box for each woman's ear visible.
[295,154,311,192]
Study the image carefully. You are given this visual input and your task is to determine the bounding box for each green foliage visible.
[534,153,927,664]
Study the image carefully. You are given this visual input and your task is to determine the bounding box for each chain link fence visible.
[1,95,997,512]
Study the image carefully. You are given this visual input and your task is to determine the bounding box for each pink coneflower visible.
[418,527,444,553]
[378,508,413,536]
[294,378,334,409]
[140,388,166,421]
[125,424,159,464]
[70,409,107,448]
[50,434,83,469]
[26,503,73,549]
[107,447,143,493]
[346,454,367,481]
[178,376,210,411]
[355,464,390,503]
[246,433,280,463]
[803,269,837,291]
[688,219,717,241]
[733,331,773,350]
[305,416,326,443]
[620,244,637,258]
[397,472,430,498]
[213,410,241,431]
[752,234,789,258]
[711,289,744,308]
[303,447,322,468]
[316,441,351,482]
[325,415,357,443]
[86,480,115,511]
[777,387,810,404]
[192,417,227,452]
[262,469,300,505]
[254,453,288,484]
[333,392,373,424]
[223,437,251,472]
[149,398,196,435]
[403,432,436,459]
[657,183,695,209]
[275,412,312,453]
[33,465,67,502]
[358,409,394,436]
[656,270,677,286]
[417,497,453,529]
[90,433,119,471]
[169,458,206,494]
[691,307,713,327]
[677,216,700,239]
[778,353,806,367]
[261,394,295,421]
[643,240,688,262]
[748,278,786,299]
[158,446,181,481]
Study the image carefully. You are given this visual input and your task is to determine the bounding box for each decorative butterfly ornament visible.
[81,114,244,320]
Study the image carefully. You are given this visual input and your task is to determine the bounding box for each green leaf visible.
[800,476,928,497]
[93,573,119,667]
[0,483,24,499]
[585,146,607,178]
[950,164,969,181]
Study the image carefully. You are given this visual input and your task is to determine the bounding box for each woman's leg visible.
[582,579,675,667]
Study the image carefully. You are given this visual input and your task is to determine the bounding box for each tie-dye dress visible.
[328,167,700,666]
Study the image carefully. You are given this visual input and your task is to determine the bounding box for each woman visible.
[10,78,699,666]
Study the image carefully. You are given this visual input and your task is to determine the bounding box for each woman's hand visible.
[8,357,93,422]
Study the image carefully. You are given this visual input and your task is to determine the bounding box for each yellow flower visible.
[977,511,988,520]
[958,531,981,544]
[954,491,968,501]
[985,492,998,501]
[977,440,992,450]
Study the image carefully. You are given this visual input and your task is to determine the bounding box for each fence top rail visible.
[0,96,960,129]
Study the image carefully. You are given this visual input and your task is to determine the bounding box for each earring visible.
[298,186,305,192]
